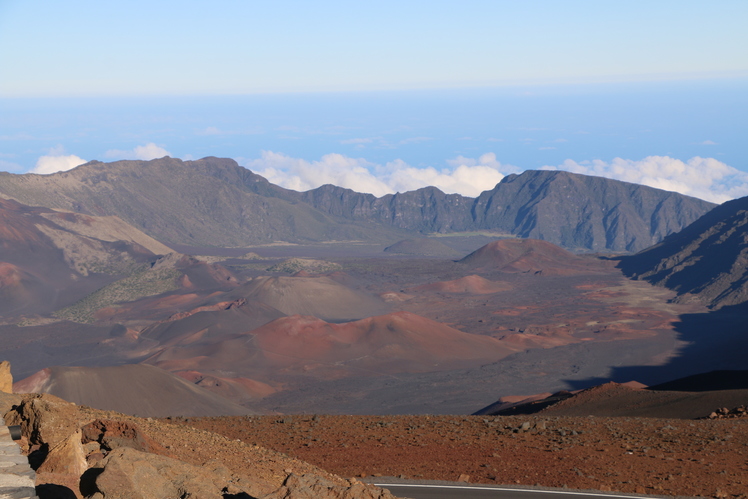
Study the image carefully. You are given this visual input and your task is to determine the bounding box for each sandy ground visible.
[174,414,748,498]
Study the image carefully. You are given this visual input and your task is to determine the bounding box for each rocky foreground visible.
[176,413,748,499]
[3,386,748,498]
[0,392,396,498]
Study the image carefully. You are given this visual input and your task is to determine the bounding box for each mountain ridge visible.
[619,195,748,308]
[0,156,716,252]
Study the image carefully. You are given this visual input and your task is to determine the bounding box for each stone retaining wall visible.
[0,418,37,499]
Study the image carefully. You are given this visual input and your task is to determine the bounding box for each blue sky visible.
[1,1,747,202]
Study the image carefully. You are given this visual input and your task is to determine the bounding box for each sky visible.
[1,0,747,203]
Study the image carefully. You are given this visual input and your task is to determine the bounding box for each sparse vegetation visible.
[75,258,144,276]
[54,265,181,323]
[266,258,342,273]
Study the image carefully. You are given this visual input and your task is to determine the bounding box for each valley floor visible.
[174,414,748,498]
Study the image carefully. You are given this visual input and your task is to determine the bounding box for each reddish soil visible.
[458,238,601,275]
[177,414,748,498]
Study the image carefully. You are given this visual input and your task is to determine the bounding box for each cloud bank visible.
[244,151,514,198]
[244,152,747,204]
[24,147,746,204]
[31,154,87,174]
[104,143,171,161]
[542,156,748,204]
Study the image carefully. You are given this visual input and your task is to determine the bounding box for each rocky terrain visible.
[4,371,748,498]
[620,195,748,309]
[180,411,748,499]
[0,157,714,251]
[0,390,398,498]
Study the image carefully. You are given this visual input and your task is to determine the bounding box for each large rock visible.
[81,447,249,499]
[81,419,169,456]
[4,393,81,450]
[0,360,12,393]
[37,428,88,476]
[262,473,398,499]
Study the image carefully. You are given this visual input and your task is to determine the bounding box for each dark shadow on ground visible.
[564,302,748,391]
[36,483,77,499]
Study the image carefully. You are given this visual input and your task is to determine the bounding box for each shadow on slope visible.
[563,302,748,393]
[617,195,748,309]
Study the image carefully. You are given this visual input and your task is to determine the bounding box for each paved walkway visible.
[0,419,36,499]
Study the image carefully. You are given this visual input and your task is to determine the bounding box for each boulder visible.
[0,360,12,393]
[262,473,398,499]
[81,419,170,456]
[38,428,88,476]
[4,393,81,450]
[81,447,248,499]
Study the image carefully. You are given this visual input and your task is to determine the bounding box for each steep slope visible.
[0,156,406,247]
[13,364,252,417]
[299,184,474,233]
[0,198,166,317]
[471,170,716,252]
[619,196,748,308]
[300,171,714,252]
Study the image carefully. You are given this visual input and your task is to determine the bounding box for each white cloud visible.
[242,152,748,204]
[31,154,86,174]
[386,163,505,196]
[104,142,170,161]
[243,151,514,198]
[541,156,748,203]
[699,140,717,145]
[245,151,392,197]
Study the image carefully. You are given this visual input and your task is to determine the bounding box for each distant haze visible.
[1,2,746,202]
[1,81,747,203]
